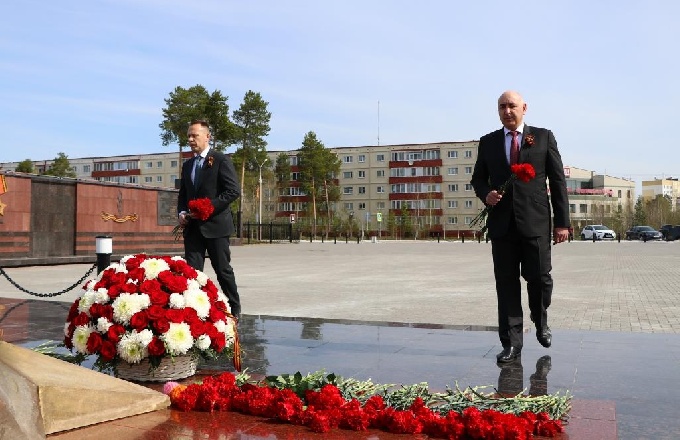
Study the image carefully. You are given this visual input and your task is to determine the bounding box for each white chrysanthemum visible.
[195,271,209,286]
[215,320,236,340]
[195,334,211,351]
[94,288,110,303]
[96,317,112,333]
[140,258,170,280]
[77,291,99,314]
[186,278,201,291]
[112,293,146,325]
[183,289,211,319]
[217,291,231,311]
[83,279,96,290]
[137,293,151,309]
[110,262,128,274]
[169,293,185,308]
[63,322,70,337]
[119,255,134,264]
[72,325,96,354]
[170,256,185,261]
[138,328,154,346]
[117,331,149,364]
[162,322,194,355]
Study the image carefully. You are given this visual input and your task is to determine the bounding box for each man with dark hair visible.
[177,120,242,318]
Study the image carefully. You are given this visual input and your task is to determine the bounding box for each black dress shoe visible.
[537,327,552,348]
[496,347,522,363]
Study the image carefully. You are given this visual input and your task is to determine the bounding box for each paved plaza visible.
[4,239,679,334]
[2,239,680,439]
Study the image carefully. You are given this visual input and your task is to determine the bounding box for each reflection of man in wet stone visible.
[497,355,551,396]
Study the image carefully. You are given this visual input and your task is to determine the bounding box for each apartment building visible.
[641,177,680,211]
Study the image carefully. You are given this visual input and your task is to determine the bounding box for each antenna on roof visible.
[377,100,380,146]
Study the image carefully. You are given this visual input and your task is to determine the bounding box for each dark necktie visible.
[509,131,520,165]
[193,157,203,189]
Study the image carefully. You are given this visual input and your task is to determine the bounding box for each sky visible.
[2,0,680,186]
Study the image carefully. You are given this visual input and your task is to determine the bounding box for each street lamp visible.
[258,158,269,239]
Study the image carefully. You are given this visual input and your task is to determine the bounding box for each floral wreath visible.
[63,254,240,374]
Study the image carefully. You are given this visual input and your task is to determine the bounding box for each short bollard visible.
[592,233,596,243]
[437,233,440,243]
[95,235,113,274]
[462,235,465,244]
[357,236,360,244]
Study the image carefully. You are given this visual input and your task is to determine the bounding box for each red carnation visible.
[510,163,536,183]
[188,198,214,221]
[130,311,149,331]
[107,324,126,343]
[99,340,117,361]
[86,332,103,354]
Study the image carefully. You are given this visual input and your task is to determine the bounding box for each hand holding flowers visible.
[470,163,536,235]
[173,198,215,241]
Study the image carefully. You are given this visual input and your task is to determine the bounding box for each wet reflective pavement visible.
[4,298,679,439]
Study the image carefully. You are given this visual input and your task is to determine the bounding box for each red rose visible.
[158,272,188,293]
[72,312,90,326]
[127,267,146,284]
[152,317,170,333]
[67,301,79,320]
[510,163,536,183]
[99,340,117,361]
[86,332,103,354]
[130,311,149,331]
[166,309,185,323]
[147,337,166,357]
[107,324,126,343]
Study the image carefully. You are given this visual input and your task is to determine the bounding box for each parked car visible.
[581,225,616,240]
[625,226,663,241]
[664,225,680,241]
[660,224,673,239]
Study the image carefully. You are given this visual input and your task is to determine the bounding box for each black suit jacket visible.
[177,150,240,238]
[470,126,570,239]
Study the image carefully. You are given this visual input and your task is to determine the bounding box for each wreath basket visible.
[116,355,198,382]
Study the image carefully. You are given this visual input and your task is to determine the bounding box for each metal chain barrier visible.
[0,263,97,298]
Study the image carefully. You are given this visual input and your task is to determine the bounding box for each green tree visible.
[43,153,76,178]
[632,196,646,226]
[231,90,272,237]
[15,159,35,173]
[297,131,341,238]
[159,85,236,167]
[645,195,671,228]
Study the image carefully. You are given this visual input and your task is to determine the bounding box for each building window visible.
[377,170,385,177]
[579,204,587,213]
[448,184,459,192]
[157,161,163,168]
[344,202,353,210]
[465,200,473,208]
[447,217,458,225]
[171,160,178,168]
[343,187,353,195]
[343,171,353,179]
[358,154,366,163]
[343,156,353,163]
[358,187,366,194]
[448,200,458,208]
[358,170,366,178]
[291,172,300,181]
[464,216,473,225]
[618,190,622,198]
[376,202,385,209]
[83,165,91,172]
[448,167,458,175]
[465,166,473,174]
[465,184,473,191]
[144,176,152,183]
[569,204,576,213]
[359,202,366,209]
[289,156,298,166]
[377,186,385,193]
[464,150,473,158]
[448,151,458,158]
[156,176,163,182]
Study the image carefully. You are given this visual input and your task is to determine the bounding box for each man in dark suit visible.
[471,91,570,363]
[178,119,242,318]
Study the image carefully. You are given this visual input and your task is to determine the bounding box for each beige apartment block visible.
[1,143,636,237]
[641,177,680,211]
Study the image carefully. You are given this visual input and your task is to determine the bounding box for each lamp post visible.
[258,158,269,240]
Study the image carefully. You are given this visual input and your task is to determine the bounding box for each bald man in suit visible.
[470,91,570,363]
